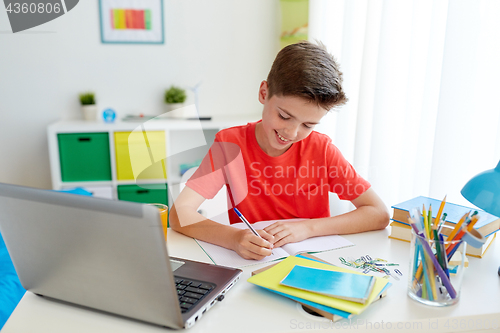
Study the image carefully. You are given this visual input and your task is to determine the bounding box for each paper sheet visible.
[195,219,354,268]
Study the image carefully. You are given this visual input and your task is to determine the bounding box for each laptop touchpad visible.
[170,259,185,272]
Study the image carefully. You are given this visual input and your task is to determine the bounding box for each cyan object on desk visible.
[280,265,375,304]
[0,232,26,330]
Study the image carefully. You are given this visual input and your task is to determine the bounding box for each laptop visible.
[0,183,242,329]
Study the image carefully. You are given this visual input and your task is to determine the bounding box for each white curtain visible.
[310,0,500,215]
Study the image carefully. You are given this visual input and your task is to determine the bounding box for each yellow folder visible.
[247,256,389,315]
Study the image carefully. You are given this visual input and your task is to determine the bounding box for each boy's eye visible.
[303,124,312,129]
[278,113,289,120]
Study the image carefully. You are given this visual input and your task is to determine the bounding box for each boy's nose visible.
[283,124,299,140]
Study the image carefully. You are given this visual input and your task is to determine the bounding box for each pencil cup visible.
[408,226,466,306]
[147,203,168,240]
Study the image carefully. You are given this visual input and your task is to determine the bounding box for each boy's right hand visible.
[232,229,274,260]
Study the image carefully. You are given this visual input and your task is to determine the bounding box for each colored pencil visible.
[420,247,432,300]
[437,213,447,233]
[439,233,450,278]
[422,204,430,239]
[426,250,438,300]
[466,213,479,232]
[433,229,445,271]
[446,212,469,243]
[445,213,479,257]
[434,196,447,228]
[428,204,433,234]
[413,242,421,277]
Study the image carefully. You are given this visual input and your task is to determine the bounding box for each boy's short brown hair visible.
[266,41,347,110]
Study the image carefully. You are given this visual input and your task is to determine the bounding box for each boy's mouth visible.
[275,130,290,143]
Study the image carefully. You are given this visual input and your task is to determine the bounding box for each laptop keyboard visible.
[174,277,215,313]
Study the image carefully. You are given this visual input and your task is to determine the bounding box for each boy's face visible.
[256,81,327,157]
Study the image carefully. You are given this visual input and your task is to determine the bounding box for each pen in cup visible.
[233,207,273,255]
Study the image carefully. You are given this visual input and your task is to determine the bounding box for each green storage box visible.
[58,133,112,182]
[117,184,168,206]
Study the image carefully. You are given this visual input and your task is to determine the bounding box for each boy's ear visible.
[258,81,268,104]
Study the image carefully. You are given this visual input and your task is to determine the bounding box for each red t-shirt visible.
[186,121,370,224]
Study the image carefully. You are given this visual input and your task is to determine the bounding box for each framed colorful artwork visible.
[99,0,164,44]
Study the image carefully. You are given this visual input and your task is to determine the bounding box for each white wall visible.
[0,0,279,189]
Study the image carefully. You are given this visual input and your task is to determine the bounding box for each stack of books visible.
[389,196,499,258]
[248,254,390,322]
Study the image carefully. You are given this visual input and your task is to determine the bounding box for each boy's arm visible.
[169,186,274,260]
[265,188,390,248]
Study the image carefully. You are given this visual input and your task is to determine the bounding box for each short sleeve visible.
[185,139,226,200]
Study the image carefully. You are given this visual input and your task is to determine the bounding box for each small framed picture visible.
[99,0,164,44]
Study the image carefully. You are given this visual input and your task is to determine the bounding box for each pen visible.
[233,208,261,238]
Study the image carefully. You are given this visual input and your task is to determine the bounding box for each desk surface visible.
[3,228,500,333]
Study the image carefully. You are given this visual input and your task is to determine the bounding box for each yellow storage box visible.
[115,131,167,181]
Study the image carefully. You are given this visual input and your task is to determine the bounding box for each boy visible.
[170,41,389,260]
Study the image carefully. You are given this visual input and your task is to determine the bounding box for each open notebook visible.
[195,219,354,267]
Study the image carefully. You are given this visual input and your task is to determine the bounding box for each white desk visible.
[3,228,500,332]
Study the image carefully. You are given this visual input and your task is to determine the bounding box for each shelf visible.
[115,179,168,185]
[59,181,114,188]
[47,118,252,206]
[48,117,258,133]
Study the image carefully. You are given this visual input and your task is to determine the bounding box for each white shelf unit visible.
[47,117,254,206]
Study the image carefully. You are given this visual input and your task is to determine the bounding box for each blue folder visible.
[280,265,375,304]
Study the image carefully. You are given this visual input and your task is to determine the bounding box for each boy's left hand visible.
[264,221,310,248]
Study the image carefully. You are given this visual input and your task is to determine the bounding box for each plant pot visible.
[165,103,185,118]
[167,103,184,111]
[81,105,98,121]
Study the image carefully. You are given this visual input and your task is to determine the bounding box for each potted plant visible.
[164,86,187,113]
[79,92,97,121]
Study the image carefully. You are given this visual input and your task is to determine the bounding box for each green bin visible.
[117,183,168,206]
[58,133,112,182]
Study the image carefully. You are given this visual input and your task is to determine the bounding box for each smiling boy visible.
[170,41,389,260]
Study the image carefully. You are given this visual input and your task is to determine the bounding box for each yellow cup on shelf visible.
[147,203,168,240]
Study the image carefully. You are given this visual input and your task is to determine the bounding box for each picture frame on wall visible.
[99,0,164,44]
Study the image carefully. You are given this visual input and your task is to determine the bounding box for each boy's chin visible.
[271,141,292,152]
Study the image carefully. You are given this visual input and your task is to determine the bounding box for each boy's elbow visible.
[169,205,182,232]
[169,205,200,236]
[375,206,390,230]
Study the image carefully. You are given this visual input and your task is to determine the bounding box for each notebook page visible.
[239,219,354,255]
[195,219,354,267]
[281,234,354,255]
[195,239,289,267]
